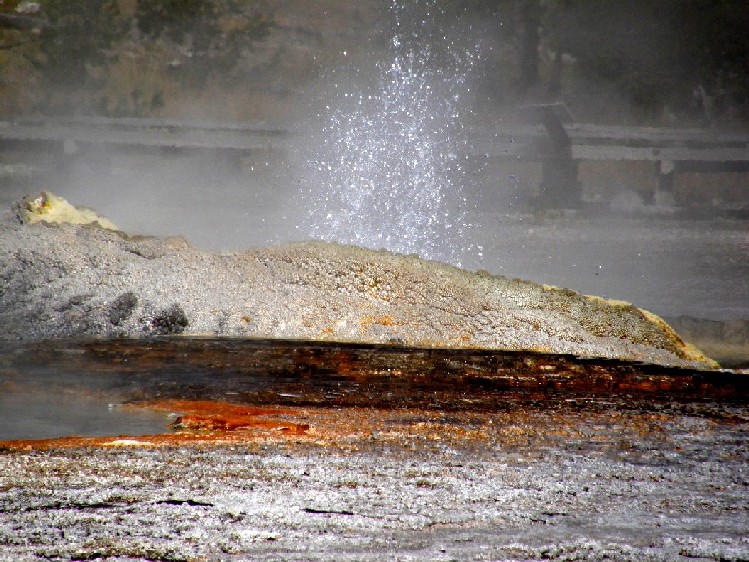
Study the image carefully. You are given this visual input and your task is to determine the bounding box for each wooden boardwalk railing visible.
[2,115,748,208]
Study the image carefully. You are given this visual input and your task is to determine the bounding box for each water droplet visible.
[297,0,482,266]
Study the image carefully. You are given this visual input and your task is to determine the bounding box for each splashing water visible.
[297,0,483,267]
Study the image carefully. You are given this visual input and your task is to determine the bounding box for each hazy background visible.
[3,0,749,125]
[1,0,748,324]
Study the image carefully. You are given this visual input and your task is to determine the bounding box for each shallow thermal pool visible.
[1,337,748,561]
[0,337,746,443]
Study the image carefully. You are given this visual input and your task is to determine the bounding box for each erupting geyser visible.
[298,0,483,266]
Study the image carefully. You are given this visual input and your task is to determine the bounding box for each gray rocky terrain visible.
[0,193,714,368]
[1,406,748,561]
[1,193,747,561]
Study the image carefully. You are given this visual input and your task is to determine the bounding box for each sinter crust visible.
[0,192,716,368]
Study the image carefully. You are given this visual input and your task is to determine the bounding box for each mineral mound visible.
[0,193,715,368]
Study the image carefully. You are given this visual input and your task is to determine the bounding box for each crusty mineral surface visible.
[0,194,714,368]
[12,190,119,230]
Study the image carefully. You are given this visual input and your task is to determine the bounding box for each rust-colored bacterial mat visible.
[0,337,746,450]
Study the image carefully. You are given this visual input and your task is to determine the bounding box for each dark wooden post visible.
[526,103,581,209]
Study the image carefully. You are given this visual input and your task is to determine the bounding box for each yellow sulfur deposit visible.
[14,191,119,231]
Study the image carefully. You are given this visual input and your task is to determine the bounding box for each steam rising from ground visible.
[296,0,483,266]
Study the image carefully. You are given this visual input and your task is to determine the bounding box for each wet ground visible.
[1,338,746,443]
[0,338,747,560]
[2,157,749,559]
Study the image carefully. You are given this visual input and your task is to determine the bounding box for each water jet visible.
[297,0,483,267]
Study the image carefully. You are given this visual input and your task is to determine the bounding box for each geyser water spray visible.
[297,0,483,267]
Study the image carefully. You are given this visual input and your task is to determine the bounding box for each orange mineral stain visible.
[0,340,744,452]
[0,401,698,454]
[0,400,311,451]
[144,399,309,434]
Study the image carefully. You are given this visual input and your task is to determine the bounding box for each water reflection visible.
[0,385,172,441]
[1,338,746,441]
[0,342,175,440]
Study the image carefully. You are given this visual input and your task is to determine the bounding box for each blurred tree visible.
[0,0,124,113]
[517,0,540,93]
[0,0,271,115]
[134,0,271,87]
[36,0,123,89]
[538,0,749,123]
[671,0,749,120]
[447,0,749,124]
[1,0,748,124]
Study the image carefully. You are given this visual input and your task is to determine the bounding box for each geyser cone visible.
[0,192,716,369]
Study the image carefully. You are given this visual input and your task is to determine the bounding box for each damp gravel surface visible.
[1,414,748,562]
[1,339,747,560]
